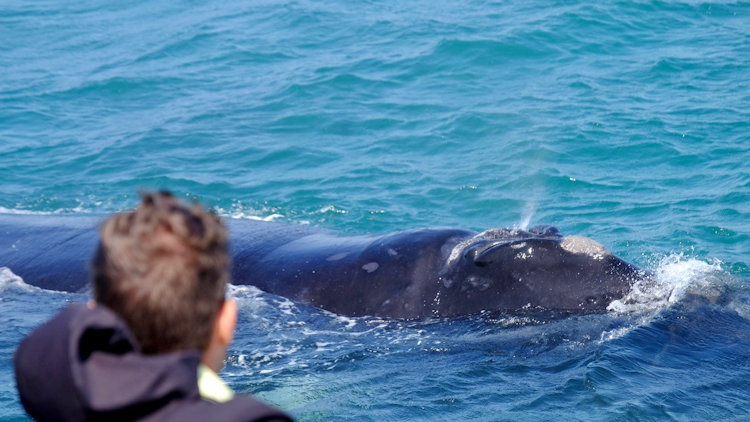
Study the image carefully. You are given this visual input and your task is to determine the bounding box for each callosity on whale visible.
[0,214,646,319]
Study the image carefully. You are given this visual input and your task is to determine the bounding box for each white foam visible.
[333,314,359,330]
[0,267,45,293]
[0,207,54,215]
[227,284,264,297]
[0,204,97,215]
[0,267,24,287]
[600,325,635,342]
[608,254,725,314]
[275,296,301,316]
[235,343,303,373]
[317,205,347,215]
[222,211,284,221]
[601,254,728,342]
[727,296,750,322]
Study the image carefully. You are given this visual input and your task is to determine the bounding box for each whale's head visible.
[436,225,642,315]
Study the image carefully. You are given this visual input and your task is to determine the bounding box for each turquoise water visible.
[2,0,749,420]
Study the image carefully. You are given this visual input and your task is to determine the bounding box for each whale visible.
[0,213,645,319]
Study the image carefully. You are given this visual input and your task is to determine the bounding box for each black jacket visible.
[14,304,293,422]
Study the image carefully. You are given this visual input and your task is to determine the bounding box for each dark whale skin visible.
[0,214,643,318]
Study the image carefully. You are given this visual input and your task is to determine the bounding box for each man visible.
[14,191,293,422]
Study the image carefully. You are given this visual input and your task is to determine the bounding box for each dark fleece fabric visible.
[14,304,293,422]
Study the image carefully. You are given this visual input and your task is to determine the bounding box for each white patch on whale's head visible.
[362,262,380,273]
[560,235,610,260]
[326,252,349,262]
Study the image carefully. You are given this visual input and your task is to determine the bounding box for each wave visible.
[608,254,728,313]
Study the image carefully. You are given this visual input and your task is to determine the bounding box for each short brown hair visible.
[91,191,229,354]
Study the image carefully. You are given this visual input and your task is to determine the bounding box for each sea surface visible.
[1,0,749,420]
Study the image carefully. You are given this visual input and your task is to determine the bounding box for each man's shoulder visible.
[163,394,294,422]
[15,304,294,422]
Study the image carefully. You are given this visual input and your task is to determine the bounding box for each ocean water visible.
[1,0,749,420]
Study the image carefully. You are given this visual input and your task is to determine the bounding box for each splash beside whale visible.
[0,213,646,318]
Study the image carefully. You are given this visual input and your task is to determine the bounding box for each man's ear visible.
[216,299,237,347]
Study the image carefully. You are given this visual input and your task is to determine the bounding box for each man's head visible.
[91,191,231,356]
